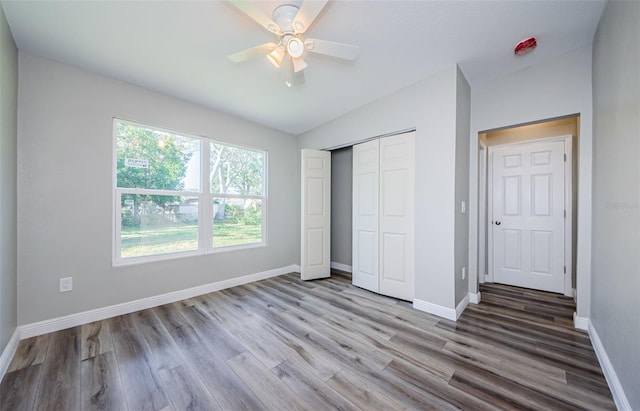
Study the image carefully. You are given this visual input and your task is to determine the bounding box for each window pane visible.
[210,142,264,195]
[121,194,198,258]
[213,198,262,248]
[116,122,201,192]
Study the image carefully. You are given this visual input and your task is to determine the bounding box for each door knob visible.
[495,221,501,225]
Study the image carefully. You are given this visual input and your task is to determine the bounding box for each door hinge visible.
[564,265,566,274]
[564,153,567,162]
[564,209,566,218]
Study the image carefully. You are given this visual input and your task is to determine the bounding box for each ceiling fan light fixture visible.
[286,37,305,59]
[292,57,308,73]
[267,46,285,68]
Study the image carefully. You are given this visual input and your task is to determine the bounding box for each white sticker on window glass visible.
[125,158,149,168]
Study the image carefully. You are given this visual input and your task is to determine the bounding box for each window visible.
[114,119,266,265]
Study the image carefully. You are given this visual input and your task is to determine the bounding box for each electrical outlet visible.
[59,277,73,293]
[462,266,466,280]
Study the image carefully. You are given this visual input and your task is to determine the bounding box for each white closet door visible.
[352,140,380,292]
[352,132,415,301]
[379,133,415,301]
[301,149,331,280]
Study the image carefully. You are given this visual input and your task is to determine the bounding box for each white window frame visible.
[113,118,267,266]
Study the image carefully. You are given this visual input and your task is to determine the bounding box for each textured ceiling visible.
[2,0,606,135]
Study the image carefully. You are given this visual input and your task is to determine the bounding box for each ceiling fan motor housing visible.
[273,4,300,34]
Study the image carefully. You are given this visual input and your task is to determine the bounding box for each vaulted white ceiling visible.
[2,0,605,135]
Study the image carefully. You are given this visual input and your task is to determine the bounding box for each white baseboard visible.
[469,292,481,304]
[573,313,589,331]
[19,264,299,339]
[589,321,632,411]
[455,294,469,319]
[330,262,352,273]
[414,299,456,321]
[0,328,20,382]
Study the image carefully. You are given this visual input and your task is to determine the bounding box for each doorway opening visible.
[478,115,579,297]
[329,146,353,274]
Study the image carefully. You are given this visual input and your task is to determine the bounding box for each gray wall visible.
[591,1,640,407]
[0,4,18,356]
[330,147,352,267]
[17,53,299,325]
[454,67,471,304]
[299,66,461,309]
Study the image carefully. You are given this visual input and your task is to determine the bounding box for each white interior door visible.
[379,133,415,301]
[491,140,565,293]
[352,140,380,292]
[301,149,331,280]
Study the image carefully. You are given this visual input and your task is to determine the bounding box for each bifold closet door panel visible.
[352,140,379,293]
[301,149,331,281]
[379,133,415,301]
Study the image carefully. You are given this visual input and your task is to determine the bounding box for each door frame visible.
[478,140,488,284]
[487,135,573,296]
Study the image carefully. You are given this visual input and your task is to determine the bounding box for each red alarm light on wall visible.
[514,37,537,55]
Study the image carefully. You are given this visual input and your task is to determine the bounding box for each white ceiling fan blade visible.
[292,0,329,34]
[304,38,358,61]
[228,0,281,35]
[292,57,308,73]
[228,43,278,63]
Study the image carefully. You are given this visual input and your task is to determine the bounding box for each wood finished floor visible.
[1,271,615,410]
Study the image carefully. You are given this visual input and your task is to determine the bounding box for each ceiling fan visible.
[227,0,359,87]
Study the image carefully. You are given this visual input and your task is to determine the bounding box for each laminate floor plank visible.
[273,359,359,411]
[252,282,327,317]
[157,303,265,411]
[152,303,202,351]
[258,320,344,382]
[210,306,296,369]
[81,321,114,361]
[383,357,497,411]
[226,351,308,411]
[437,315,608,382]
[32,326,82,411]
[326,367,409,411]
[132,307,221,411]
[131,309,183,370]
[157,365,222,411]
[172,303,245,361]
[0,364,43,411]
[0,272,615,410]
[342,359,460,411]
[439,343,614,410]
[6,334,49,372]
[298,314,394,371]
[448,370,581,411]
[108,316,171,411]
[80,351,128,411]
